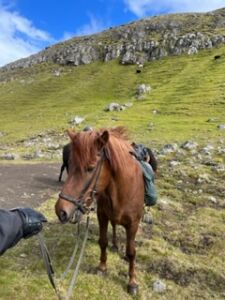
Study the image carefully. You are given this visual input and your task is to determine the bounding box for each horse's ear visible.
[96,130,109,150]
[67,129,76,141]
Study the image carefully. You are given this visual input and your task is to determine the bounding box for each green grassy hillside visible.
[0,46,225,149]
[0,46,225,300]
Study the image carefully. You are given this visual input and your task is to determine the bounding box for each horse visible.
[55,127,145,295]
[58,143,70,182]
[58,140,157,182]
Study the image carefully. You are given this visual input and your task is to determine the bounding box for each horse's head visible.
[55,129,111,223]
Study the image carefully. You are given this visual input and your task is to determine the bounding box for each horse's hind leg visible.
[58,164,65,182]
[125,223,139,295]
[97,211,109,273]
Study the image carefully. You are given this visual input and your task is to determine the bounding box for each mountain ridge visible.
[1,7,225,71]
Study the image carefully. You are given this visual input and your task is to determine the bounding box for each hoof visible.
[96,267,107,276]
[127,283,139,296]
[122,255,129,262]
[111,245,119,252]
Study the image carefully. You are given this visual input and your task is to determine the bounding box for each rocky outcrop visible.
[1,8,225,71]
[104,102,133,111]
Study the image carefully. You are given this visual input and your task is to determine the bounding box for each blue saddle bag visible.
[139,161,157,206]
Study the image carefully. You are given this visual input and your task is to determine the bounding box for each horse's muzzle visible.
[59,210,70,223]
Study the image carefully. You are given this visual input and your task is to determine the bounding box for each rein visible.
[38,149,107,300]
[38,215,90,300]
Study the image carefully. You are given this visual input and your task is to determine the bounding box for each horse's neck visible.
[111,155,140,187]
[106,156,144,211]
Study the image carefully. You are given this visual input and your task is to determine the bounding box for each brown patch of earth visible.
[0,163,64,209]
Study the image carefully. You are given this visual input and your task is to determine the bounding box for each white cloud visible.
[75,14,106,36]
[124,0,225,17]
[62,14,107,40]
[0,3,52,67]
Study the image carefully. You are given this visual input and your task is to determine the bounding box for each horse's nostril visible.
[59,210,68,223]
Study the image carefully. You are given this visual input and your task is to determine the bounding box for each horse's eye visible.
[86,166,95,172]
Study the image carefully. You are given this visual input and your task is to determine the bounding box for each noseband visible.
[59,149,107,214]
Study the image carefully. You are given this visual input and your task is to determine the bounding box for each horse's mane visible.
[70,127,133,173]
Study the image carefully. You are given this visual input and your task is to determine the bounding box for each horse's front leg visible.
[111,222,118,251]
[97,211,109,273]
[125,223,139,295]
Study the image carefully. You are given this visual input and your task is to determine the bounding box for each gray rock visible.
[160,143,178,154]
[104,103,123,111]
[153,280,166,293]
[53,69,61,76]
[136,84,151,96]
[197,174,210,183]
[124,102,133,108]
[121,51,137,64]
[169,160,180,167]
[69,116,85,125]
[152,109,159,114]
[217,147,225,154]
[208,196,217,204]
[202,145,214,155]
[188,46,198,55]
[33,151,45,159]
[19,253,28,258]
[22,153,32,160]
[181,141,198,150]
[24,141,35,147]
[105,102,132,111]
[157,197,170,210]
[217,124,225,130]
[46,143,60,150]
[206,118,218,123]
[211,164,225,173]
[0,153,16,160]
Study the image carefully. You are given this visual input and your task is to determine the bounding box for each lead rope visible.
[38,215,90,300]
[65,215,90,300]
[38,232,62,300]
[60,222,80,281]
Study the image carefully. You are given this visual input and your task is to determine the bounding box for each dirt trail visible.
[0,163,64,209]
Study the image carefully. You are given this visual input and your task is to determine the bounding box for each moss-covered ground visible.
[0,46,225,148]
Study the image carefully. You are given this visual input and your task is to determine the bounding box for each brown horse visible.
[55,127,145,295]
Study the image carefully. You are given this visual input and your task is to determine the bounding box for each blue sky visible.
[1,0,225,66]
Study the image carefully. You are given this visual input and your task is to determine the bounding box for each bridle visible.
[58,148,107,214]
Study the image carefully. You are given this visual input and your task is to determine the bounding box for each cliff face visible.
[2,8,225,71]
